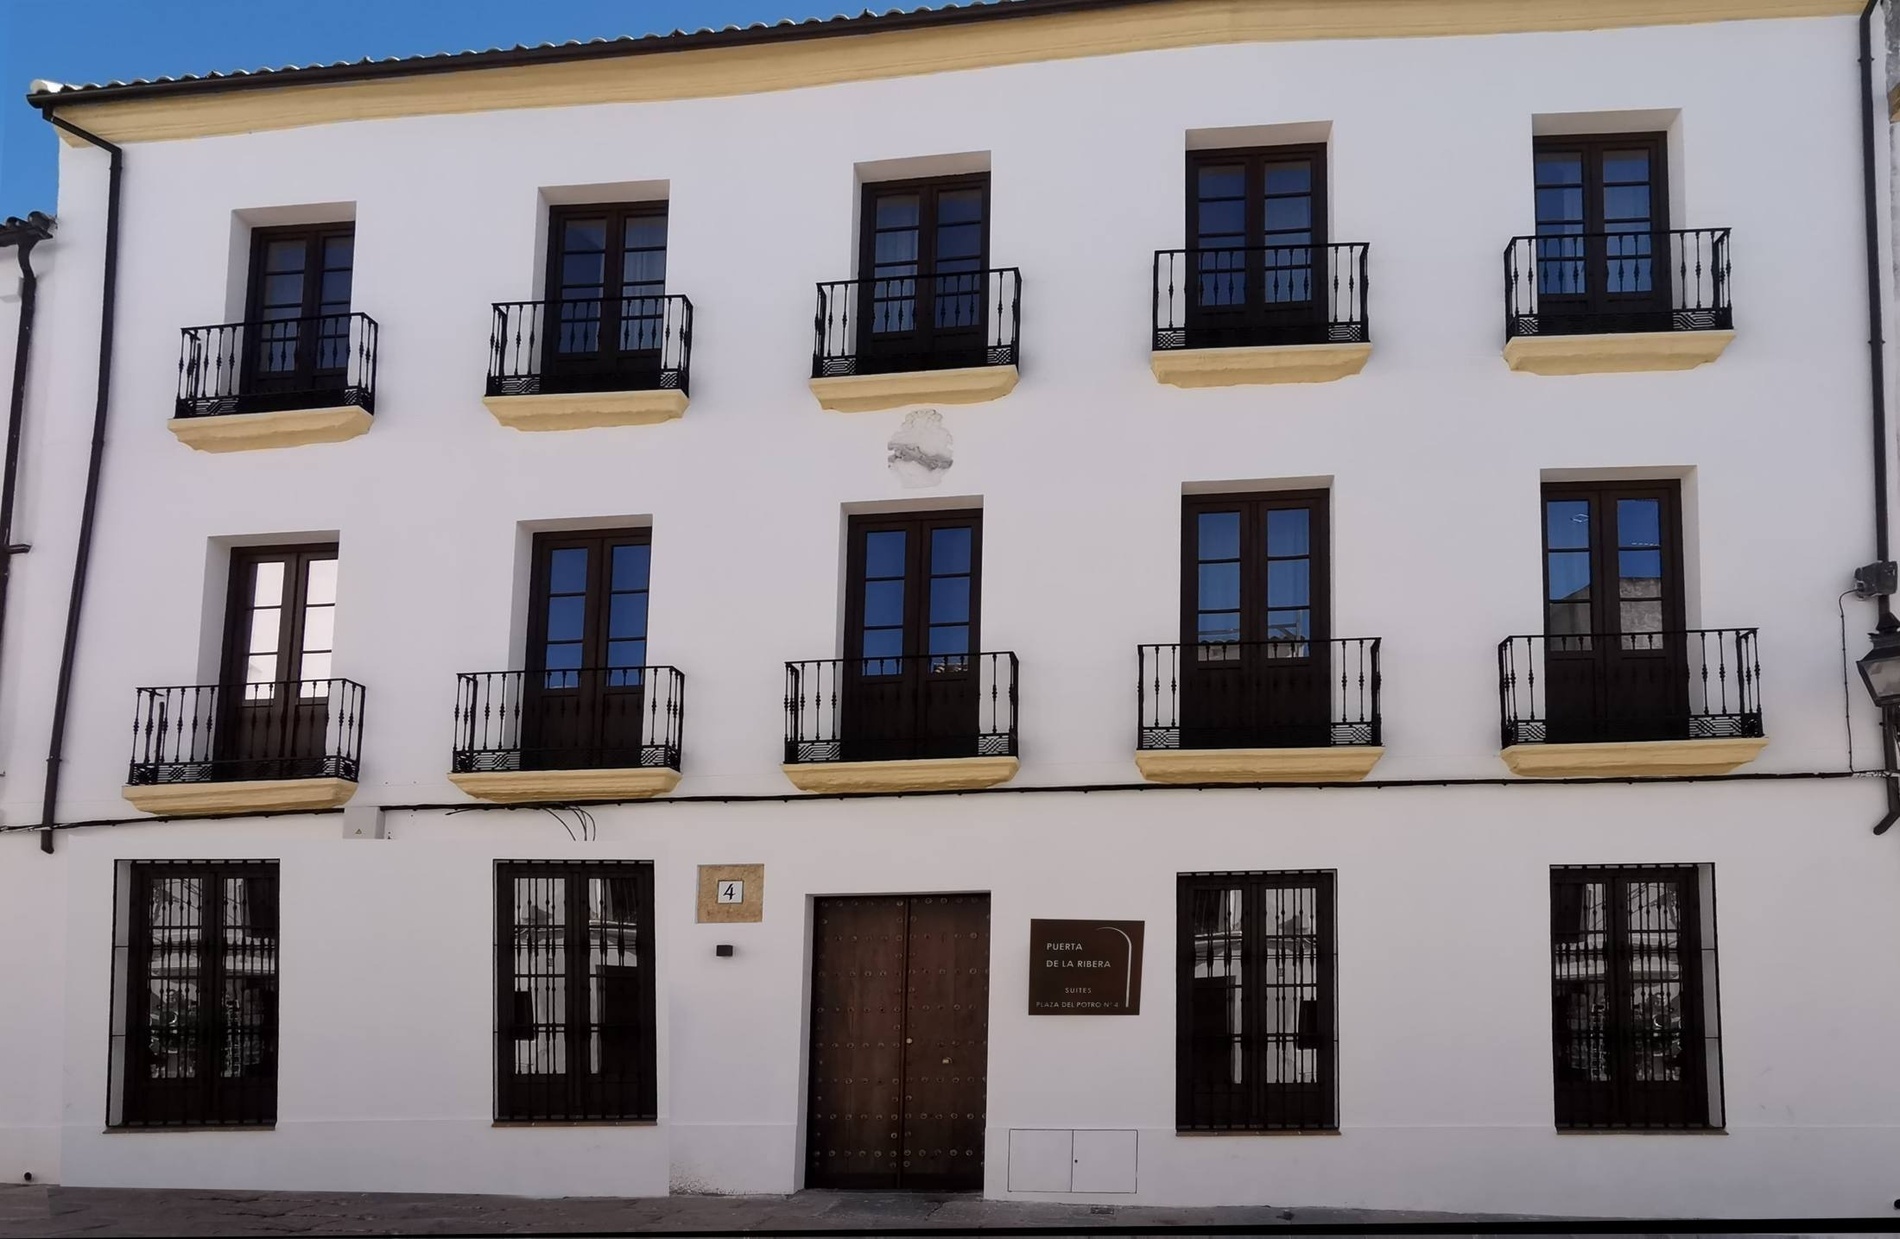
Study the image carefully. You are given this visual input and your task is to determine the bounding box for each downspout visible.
[0,212,55,726]
[34,113,122,854]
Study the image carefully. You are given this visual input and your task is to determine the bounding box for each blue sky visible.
[0,0,885,219]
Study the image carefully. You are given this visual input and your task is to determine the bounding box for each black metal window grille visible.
[487,296,693,398]
[495,861,657,1122]
[127,679,366,785]
[1153,243,1368,351]
[1498,629,1762,747]
[784,652,1018,764]
[177,313,379,418]
[1138,638,1380,750]
[813,268,1021,378]
[1551,865,1722,1130]
[1177,871,1336,1132]
[1504,229,1730,339]
[109,860,279,1128]
[454,666,684,774]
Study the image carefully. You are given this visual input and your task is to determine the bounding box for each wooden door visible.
[858,176,989,373]
[542,204,669,393]
[1180,493,1331,748]
[242,224,354,408]
[218,545,338,780]
[807,894,991,1191]
[1187,147,1328,347]
[1532,134,1669,333]
[523,530,651,770]
[1542,483,1687,742]
[842,512,981,761]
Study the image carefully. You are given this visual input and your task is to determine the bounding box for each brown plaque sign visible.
[1028,919,1145,1015]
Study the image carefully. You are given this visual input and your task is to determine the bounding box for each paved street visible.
[0,1184,1875,1238]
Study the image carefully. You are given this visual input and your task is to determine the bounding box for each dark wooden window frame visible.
[524,527,653,675]
[1550,864,1723,1130]
[1530,132,1671,237]
[1180,490,1330,652]
[110,859,280,1129]
[1185,144,1330,253]
[494,860,658,1123]
[541,201,670,309]
[1530,132,1671,326]
[241,223,357,399]
[843,509,984,663]
[1176,870,1338,1133]
[856,172,992,289]
[1184,144,1330,337]
[244,222,356,325]
[1539,479,1685,640]
[220,543,339,694]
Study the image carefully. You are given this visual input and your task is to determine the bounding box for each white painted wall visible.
[1,11,1897,1217]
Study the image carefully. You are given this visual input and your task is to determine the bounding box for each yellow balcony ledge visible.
[1136,746,1384,784]
[1151,342,1372,388]
[808,364,1018,413]
[781,755,1019,793]
[482,388,688,431]
[1502,330,1735,376]
[168,406,371,453]
[449,767,681,803]
[1501,736,1768,778]
[121,776,358,816]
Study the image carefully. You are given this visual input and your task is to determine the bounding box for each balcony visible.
[1151,243,1371,387]
[122,679,365,815]
[782,652,1019,792]
[1498,629,1767,777]
[1502,228,1734,374]
[172,313,378,452]
[450,666,684,802]
[1135,638,1383,783]
[483,296,694,431]
[808,268,1021,412]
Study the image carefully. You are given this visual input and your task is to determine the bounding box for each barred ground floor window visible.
[495,860,657,1122]
[1550,864,1723,1129]
[110,860,279,1127]
[1176,870,1336,1131]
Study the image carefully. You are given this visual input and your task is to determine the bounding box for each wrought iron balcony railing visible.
[1153,243,1369,352]
[1138,638,1381,751]
[1498,628,1761,748]
[813,267,1021,379]
[452,666,684,774]
[128,679,366,785]
[177,312,378,418]
[785,652,1018,764]
[1504,228,1731,339]
[487,296,693,398]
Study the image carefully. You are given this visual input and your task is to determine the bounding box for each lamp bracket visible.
[1854,561,1899,599]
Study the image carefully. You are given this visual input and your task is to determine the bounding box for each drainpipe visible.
[33,111,122,854]
[0,211,55,731]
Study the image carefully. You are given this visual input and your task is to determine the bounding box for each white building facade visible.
[2,0,1900,1218]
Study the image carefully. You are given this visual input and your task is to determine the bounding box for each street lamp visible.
[1860,624,1900,709]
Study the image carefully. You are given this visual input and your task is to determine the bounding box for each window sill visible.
[121,776,358,817]
[482,388,687,431]
[1174,1127,1341,1137]
[1151,341,1371,388]
[1502,329,1735,376]
[808,364,1018,413]
[1556,1126,1726,1135]
[781,755,1020,793]
[492,1119,657,1128]
[106,1124,275,1133]
[1500,736,1767,778]
[1136,746,1382,784]
[450,767,681,803]
[169,406,371,453]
